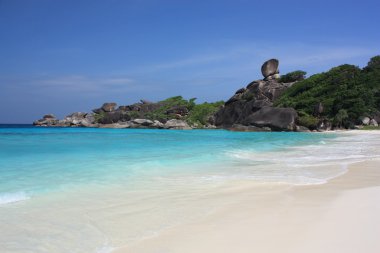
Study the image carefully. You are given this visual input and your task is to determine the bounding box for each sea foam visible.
[0,191,30,205]
[224,132,380,185]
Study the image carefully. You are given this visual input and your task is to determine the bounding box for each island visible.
[34,56,380,131]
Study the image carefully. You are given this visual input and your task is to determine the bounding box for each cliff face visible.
[214,59,299,131]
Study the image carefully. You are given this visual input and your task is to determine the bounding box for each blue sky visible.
[1,0,379,123]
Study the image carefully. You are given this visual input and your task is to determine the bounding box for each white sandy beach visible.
[2,130,380,253]
[114,131,380,253]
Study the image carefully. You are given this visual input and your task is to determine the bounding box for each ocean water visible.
[0,125,378,252]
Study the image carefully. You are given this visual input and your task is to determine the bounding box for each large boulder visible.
[261,59,279,79]
[360,116,371,125]
[33,114,58,126]
[152,120,165,128]
[370,119,378,127]
[62,112,88,126]
[101,102,117,112]
[97,111,131,124]
[214,100,245,126]
[85,113,95,123]
[164,119,192,130]
[242,106,298,131]
[43,114,56,119]
[132,118,153,126]
[214,78,292,128]
[80,113,96,127]
[245,79,291,102]
[67,112,87,119]
[55,120,71,127]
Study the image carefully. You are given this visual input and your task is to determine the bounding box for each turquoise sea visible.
[0,125,377,253]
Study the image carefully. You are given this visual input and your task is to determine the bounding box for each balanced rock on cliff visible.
[214,59,299,131]
[261,59,280,80]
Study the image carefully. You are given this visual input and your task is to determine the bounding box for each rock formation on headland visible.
[33,59,301,131]
[214,59,299,131]
[34,56,380,131]
[33,99,193,129]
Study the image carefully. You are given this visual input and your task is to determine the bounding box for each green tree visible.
[187,101,224,126]
[333,109,348,128]
[275,59,380,126]
[279,70,307,83]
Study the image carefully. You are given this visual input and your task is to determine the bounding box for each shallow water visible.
[0,126,378,252]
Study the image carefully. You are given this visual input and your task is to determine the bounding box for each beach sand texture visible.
[115,133,380,253]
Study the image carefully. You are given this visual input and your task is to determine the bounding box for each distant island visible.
[34,56,380,131]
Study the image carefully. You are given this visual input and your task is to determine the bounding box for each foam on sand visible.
[0,191,30,206]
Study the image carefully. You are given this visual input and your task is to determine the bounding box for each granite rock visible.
[164,119,191,130]
[261,59,279,78]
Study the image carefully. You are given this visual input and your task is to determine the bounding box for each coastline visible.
[114,159,380,253]
[1,128,380,253]
[26,120,380,132]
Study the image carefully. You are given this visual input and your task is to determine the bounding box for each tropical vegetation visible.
[276,56,380,128]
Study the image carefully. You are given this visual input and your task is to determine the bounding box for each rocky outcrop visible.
[164,119,191,130]
[360,116,371,125]
[370,119,378,127]
[101,103,117,112]
[34,112,98,127]
[358,115,379,127]
[33,100,193,130]
[242,106,297,131]
[97,111,130,124]
[33,114,58,126]
[33,59,305,131]
[214,59,299,131]
[74,118,189,129]
[214,59,300,131]
[216,81,293,127]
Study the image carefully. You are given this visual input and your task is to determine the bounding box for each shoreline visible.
[114,158,380,253]
[6,123,380,133]
[1,128,380,253]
